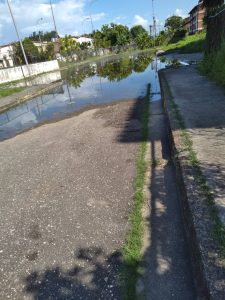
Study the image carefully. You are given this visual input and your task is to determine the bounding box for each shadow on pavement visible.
[24,247,122,300]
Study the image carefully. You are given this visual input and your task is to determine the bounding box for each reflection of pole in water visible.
[65,82,72,102]
[6,112,10,122]
[99,76,103,94]
[154,56,158,94]
[36,98,41,116]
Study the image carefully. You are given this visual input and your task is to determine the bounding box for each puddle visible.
[0,52,167,140]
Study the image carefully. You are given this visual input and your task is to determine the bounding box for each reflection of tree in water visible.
[97,57,134,82]
[63,52,153,88]
[133,52,153,73]
[97,52,153,82]
[65,66,96,88]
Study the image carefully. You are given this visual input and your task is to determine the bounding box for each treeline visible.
[92,23,152,49]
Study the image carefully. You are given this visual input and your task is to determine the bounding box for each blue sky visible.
[0,0,198,44]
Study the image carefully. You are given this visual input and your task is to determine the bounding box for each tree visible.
[13,38,40,64]
[130,25,148,39]
[165,16,184,32]
[203,0,224,8]
[135,32,153,50]
[100,23,130,47]
[93,30,111,48]
[60,35,80,56]
[43,43,55,60]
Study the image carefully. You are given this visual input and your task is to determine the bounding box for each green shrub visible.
[200,41,225,86]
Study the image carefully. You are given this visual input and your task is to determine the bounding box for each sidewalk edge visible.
[159,69,225,300]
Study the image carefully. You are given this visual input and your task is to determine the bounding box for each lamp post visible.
[83,16,94,34]
[6,0,29,70]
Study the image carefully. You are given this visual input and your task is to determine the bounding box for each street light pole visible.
[6,0,29,69]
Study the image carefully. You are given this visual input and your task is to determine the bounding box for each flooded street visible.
[0,52,164,140]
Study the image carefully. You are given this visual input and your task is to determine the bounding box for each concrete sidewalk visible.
[160,66,225,299]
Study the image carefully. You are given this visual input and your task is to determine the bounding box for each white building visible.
[72,37,94,48]
[0,44,14,68]
[33,41,49,52]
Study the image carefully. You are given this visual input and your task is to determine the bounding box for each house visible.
[189,0,206,34]
[0,44,14,68]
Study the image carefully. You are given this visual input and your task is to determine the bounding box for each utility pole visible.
[49,0,58,38]
[152,0,156,47]
[6,0,29,69]
[149,25,153,37]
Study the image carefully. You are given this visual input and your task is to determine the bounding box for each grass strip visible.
[162,32,206,54]
[122,83,150,300]
[167,83,225,256]
[0,87,24,98]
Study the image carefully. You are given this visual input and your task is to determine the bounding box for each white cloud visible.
[0,0,106,44]
[174,8,188,19]
[133,15,149,30]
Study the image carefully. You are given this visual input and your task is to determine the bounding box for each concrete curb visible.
[0,81,62,114]
[159,69,225,300]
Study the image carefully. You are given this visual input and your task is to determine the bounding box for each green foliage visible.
[135,32,153,50]
[93,23,130,48]
[162,32,206,53]
[104,23,130,46]
[200,41,225,86]
[130,25,148,39]
[60,35,80,56]
[13,38,56,64]
[165,15,184,32]
[169,29,187,44]
[203,0,224,8]
[93,30,111,48]
[44,43,55,60]
[13,38,40,64]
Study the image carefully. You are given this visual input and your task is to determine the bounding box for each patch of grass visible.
[167,82,225,256]
[122,84,150,299]
[0,87,24,98]
[199,41,225,87]
[162,32,206,54]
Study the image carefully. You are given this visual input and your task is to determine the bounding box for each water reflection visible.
[0,52,166,140]
[10,71,62,88]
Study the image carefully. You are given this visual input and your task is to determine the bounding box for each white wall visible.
[0,60,59,84]
[0,45,14,68]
